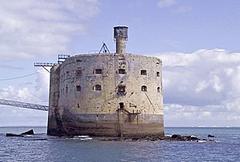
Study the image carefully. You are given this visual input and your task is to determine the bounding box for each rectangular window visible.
[141,70,147,75]
[95,69,102,74]
[76,70,82,77]
[118,69,126,74]
[76,85,81,91]
[117,85,126,95]
[157,72,160,77]
[66,71,70,79]
[119,102,124,109]
[66,86,68,94]
[95,84,102,91]
[141,86,147,92]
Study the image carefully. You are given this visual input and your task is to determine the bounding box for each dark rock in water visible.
[167,134,199,141]
[6,129,34,137]
[208,134,215,138]
[132,137,140,141]
[190,136,199,141]
[6,133,24,137]
[171,134,182,140]
[21,129,34,135]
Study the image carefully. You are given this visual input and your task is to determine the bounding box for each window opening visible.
[95,84,102,91]
[118,69,126,74]
[141,85,147,92]
[66,85,68,93]
[157,72,160,77]
[117,85,126,95]
[76,70,82,77]
[76,85,81,91]
[141,70,147,75]
[95,69,102,74]
[119,102,124,110]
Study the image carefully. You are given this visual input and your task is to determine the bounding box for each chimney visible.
[114,26,128,55]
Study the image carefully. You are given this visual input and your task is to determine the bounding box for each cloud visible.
[2,48,240,127]
[157,0,192,13]
[0,0,99,60]
[157,49,240,126]
[174,6,192,13]
[0,69,49,126]
[0,69,49,104]
[157,0,177,8]
[159,49,240,106]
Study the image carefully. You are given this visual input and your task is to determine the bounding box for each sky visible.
[1,0,240,127]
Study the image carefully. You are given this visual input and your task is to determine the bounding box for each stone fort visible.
[48,26,164,137]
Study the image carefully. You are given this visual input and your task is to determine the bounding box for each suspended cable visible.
[0,72,38,81]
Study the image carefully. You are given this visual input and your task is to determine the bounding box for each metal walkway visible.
[0,99,48,111]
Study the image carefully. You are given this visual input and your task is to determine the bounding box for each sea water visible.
[0,127,240,162]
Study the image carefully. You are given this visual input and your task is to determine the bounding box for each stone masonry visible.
[47,26,164,137]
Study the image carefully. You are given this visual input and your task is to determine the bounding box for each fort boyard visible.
[47,26,164,138]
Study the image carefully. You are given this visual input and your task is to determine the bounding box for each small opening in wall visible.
[118,69,126,74]
[66,86,68,93]
[95,69,102,74]
[119,102,124,110]
[141,85,147,92]
[157,72,160,77]
[141,70,147,75]
[76,85,81,91]
[95,84,102,91]
[77,104,80,108]
[117,85,126,95]
[157,87,160,93]
[76,70,82,77]
[76,59,82,62]
[66,71,70,79]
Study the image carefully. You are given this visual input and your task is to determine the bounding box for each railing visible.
[0,99,48,111]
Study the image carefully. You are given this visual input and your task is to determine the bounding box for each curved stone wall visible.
[47,53,164,137]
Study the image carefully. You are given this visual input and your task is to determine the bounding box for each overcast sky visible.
[1,0,240,127]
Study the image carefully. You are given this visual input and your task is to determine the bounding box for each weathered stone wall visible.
[48,53,164,137]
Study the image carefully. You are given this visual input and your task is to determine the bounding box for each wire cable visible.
[0,72,38,81]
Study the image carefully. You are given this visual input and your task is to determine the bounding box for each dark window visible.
[157,87,160,93]
[95,84,102,91]
[77,104,80,108]
[76,59,82,62]
[141,85,147,92]
[76,85,81,91]
[117,85,126,95]
[95,69,102,74]
[66,71,70,79]
[66,86,68,93]
[119,102,124,109]
[141,70,147,75]
[118,69,126,74]
[157,72,160,77]
[76,70,82,77]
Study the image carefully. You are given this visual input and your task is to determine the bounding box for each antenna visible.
[99,42,110,54]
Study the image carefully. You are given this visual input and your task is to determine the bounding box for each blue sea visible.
[0,127,240,162]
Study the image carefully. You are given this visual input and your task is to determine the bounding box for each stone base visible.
[47,112,164,137]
